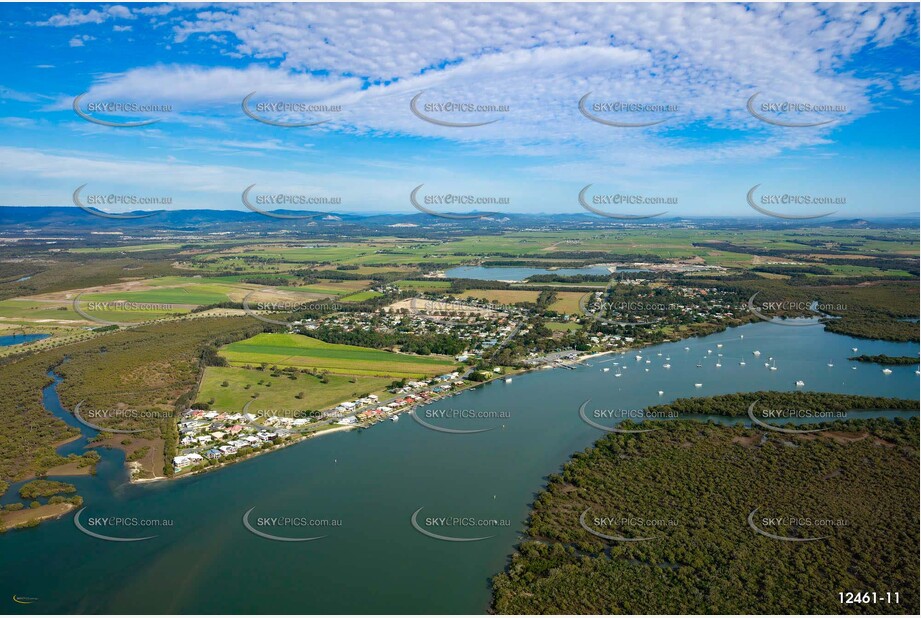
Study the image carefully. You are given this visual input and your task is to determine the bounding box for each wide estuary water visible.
[1,322,918,614]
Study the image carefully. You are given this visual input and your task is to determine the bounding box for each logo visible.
[746,184,837,220]
[578,400,659,434]
[241,185,326,220]
[746,400,825,435]
[72,93,161,128]
[73,508,158,542]
[241,290,335,326]
[241,92,333,128]
[409,407,500,435]
[747,507,830,542]
[72,184,163,220]
[578,288,652,328]
[578,92,672,128]
[73,401,150,434]
[409,91,503,128]
[409,184,503,220]
[578,508,658,542]
[410,507,499,542]
[578,185,668,220]
[12,596,38,605]
[746,92,838,128]
[746,292,822,327]
[241,507,329,542]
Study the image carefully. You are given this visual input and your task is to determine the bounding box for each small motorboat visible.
[694,383,703,388]
[795,380,805,387]
[882,368,893,375]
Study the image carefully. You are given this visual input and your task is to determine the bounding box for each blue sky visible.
[0,2,917,217]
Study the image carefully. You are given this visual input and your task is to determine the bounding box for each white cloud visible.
[68,35,96,48]
[36,5,137,27]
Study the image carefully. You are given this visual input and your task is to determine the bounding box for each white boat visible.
[740,335,744,339]
[852,367,857,370]
[882,368,893,375]
[753,350,761,356]
[663,363,671,369]
[707,349,712,354]
[684,346,690,350]
[717,353,723,357]
[717,344,723,348]
[915,369,920,375]
[615,373,622,377]
[770,366,778,371]
[764,362,770,367]
[852,347,858,352]
[715,363,721,368]
[603,368,610,373]
[739,361,746,366]
[696,363,702,368]
[657,353,662,357]
[644,368,649,372]
[391,415,399,422]
[795,380,805,387]
[658,390,664,396]
[635,355,642,360]
[505,377,512,383]
[694,383,703,388]
[827,361,834,367]
[645,360,651,364]
[665,356,670,361]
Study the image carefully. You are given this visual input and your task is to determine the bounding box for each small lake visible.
[0,333,49,347]
[0,322,917,613]
[445,265,643,281]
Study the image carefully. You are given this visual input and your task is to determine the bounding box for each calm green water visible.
[1,323,918,614]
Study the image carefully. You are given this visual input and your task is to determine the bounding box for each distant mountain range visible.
[1,206,916,239]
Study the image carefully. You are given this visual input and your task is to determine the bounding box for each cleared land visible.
[197,366,393,412]
[220,332,459,378]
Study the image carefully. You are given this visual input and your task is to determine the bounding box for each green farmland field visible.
[220,333,459,378]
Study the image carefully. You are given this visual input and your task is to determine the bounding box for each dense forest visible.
[0,315,267,488]
[492,417,919,614]
[849,354,920,366]
[645,391,918,420]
